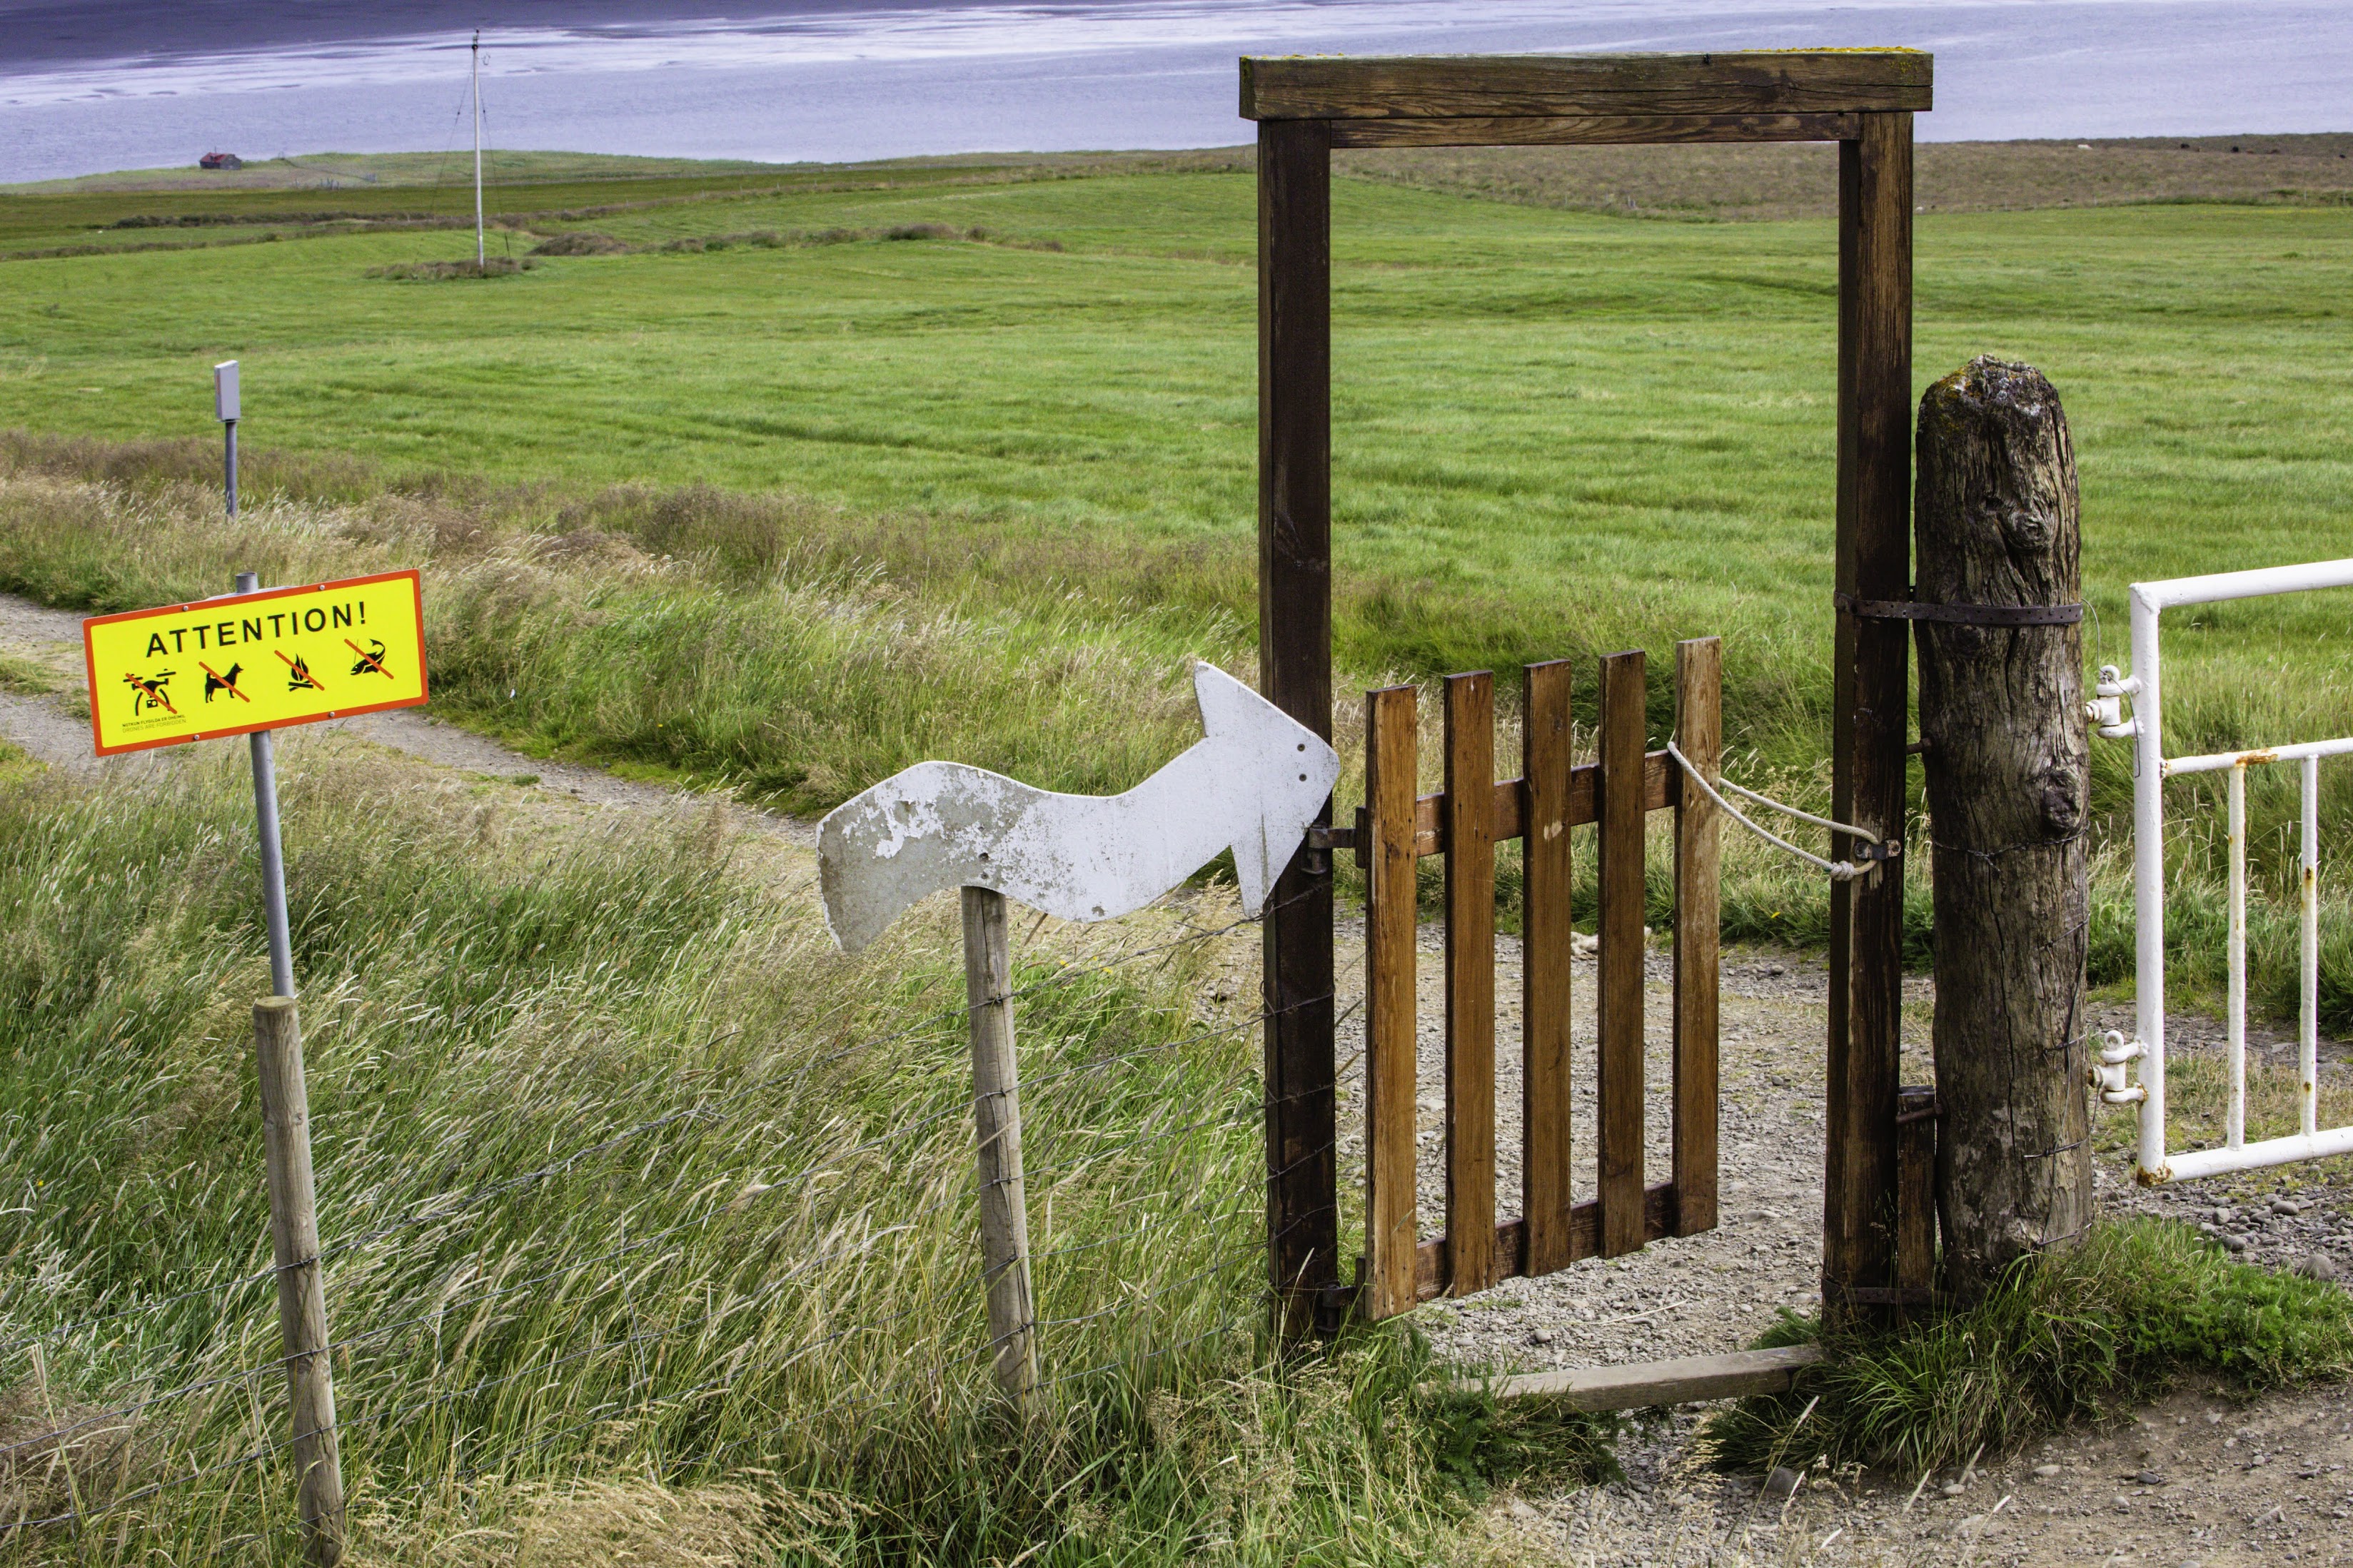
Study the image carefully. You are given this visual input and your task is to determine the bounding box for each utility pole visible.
[472,31,485,267]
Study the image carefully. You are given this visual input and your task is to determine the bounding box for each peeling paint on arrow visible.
[817,663,1340,953]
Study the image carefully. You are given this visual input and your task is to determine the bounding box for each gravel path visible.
[1330,921,2353,1563]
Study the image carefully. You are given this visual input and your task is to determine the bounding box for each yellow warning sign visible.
[83,570,427,756]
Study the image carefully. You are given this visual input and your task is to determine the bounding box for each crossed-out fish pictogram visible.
[346,638,392,679]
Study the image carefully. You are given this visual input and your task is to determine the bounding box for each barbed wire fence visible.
[0,891,1330,1559]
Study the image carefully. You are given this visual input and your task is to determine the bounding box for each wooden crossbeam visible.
[1328,112,1861,148]
[1384,1182,1681,1304]
[1241,51,1930,123]
[1343,752,1676,861]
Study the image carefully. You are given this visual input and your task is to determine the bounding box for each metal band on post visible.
[1836,590,2084,627]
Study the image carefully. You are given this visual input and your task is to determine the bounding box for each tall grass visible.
[0,465,1221,811]
[0,739,1606,1562]
[14,449,2353,1023]
[1704,1220,2353,1477]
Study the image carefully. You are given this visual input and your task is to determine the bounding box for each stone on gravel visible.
[1942,1482,1965,1497]
[1530,1327,1555,1345]
[2032,1464,2062,1478]
[2300,1250,2340,1281]
[2137,1468,2165,1485]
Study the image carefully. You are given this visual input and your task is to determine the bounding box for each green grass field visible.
[4,166,2344,689]
[4,156,2349,1007]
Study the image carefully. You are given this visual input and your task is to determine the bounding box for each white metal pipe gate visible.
[2090,557,2353,1183]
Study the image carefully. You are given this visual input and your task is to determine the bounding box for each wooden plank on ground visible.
[1673,637,1723,1236]
[1597,650,1648,1258]
[1479,1345,1825,1411]
[1240,51,1932,121]
[1443,671,1497,1295]
[1327,111,1860,147]
[1521,659,1576,1275]
[1364,685,1421,1320]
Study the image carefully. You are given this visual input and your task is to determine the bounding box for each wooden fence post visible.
[1596,651,1648,1258]
[1914,356,2093,1300]
[1824,109,1914,1324]
[1520,661,1576,1275]
[1896,1084,1938,1305]
[252,997,343,1568]
[962,887,1039,1402]
[1673,639,1723,1236]
[1442,672,1497,1294]
[1364,685,1421,1318]
[1256,113,1341,1337]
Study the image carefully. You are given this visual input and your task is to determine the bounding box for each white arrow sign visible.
[817,663,1341,953]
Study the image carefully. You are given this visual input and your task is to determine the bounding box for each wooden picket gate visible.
[1354,638,1723,1319]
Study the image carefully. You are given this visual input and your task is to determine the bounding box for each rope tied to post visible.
[1663,742,1901,882]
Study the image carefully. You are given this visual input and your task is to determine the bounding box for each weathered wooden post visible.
[253,997,344,1567]
[961,887,1040,1405]
[1914,355,2094,1300]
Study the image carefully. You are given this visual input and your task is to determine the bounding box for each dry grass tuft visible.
[1341,133,2353,222]
[358,1479,813,1567]
[368,258,538,280]
[526,231,629,256]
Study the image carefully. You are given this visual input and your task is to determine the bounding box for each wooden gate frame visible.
[1249,50,1929,1334]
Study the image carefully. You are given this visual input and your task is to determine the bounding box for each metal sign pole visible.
[235,567,296,999]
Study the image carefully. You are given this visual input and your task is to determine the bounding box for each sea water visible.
[1,0,2347,183]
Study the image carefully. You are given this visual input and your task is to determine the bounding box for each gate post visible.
[1914,357,2093,1299]
[1257,115,1341,1337]
[1824,109,1915,1325]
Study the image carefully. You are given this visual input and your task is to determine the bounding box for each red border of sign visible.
[83,568,429,757]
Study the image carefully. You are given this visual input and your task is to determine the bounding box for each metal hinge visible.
[2087,665,2142,740]
[2086,1030,2147,1104]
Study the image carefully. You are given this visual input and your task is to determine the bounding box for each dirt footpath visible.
[0,589,813,844]
[7,589,2352,1563]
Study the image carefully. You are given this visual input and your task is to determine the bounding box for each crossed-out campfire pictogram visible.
[278,651,325,692]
